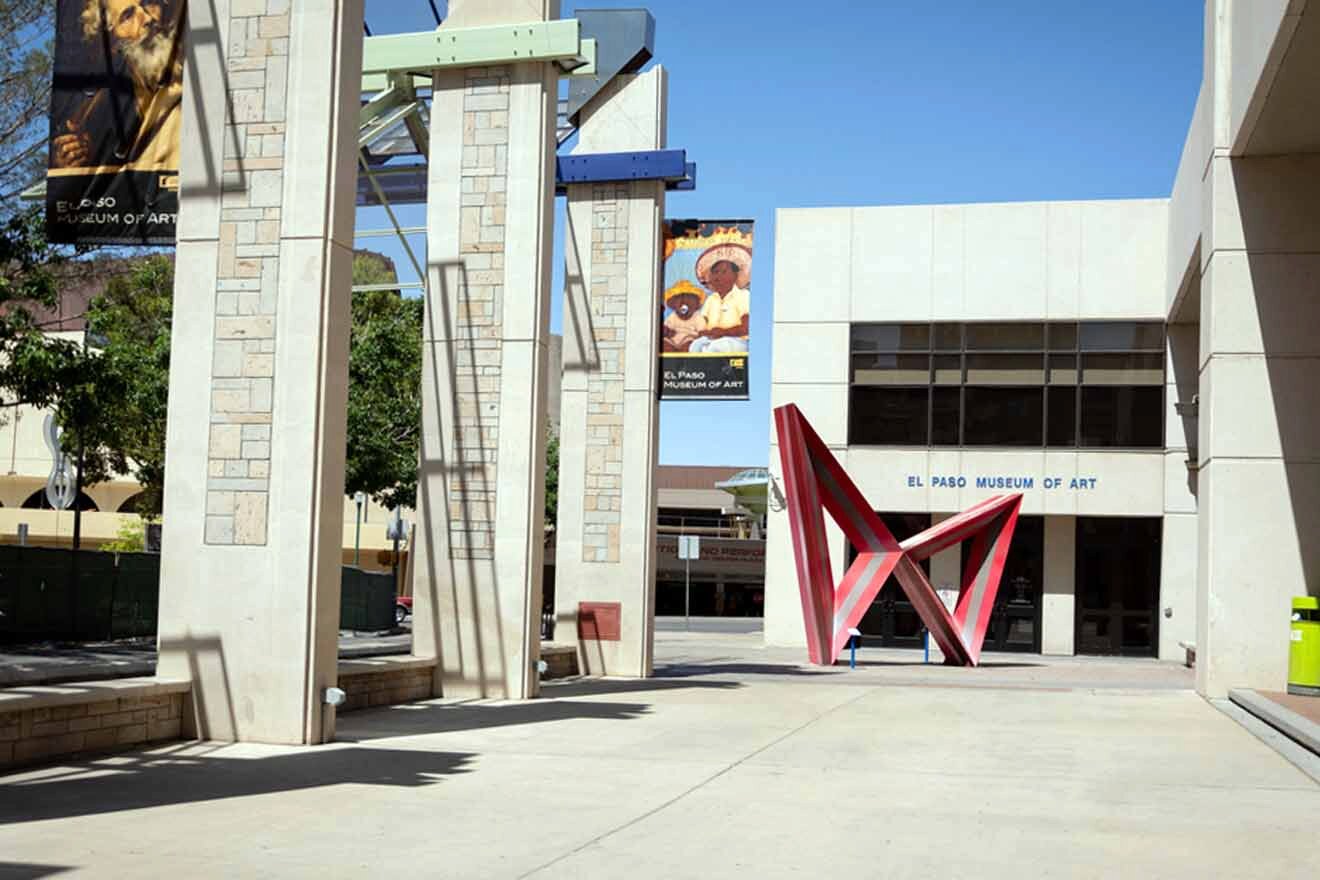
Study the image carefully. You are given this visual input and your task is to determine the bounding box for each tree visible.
[544,427,558,533]
[0,1,54,204]
[83,256,173,514]
[345,253,422,510]
[0,255,172,516]
[100,516,146,553]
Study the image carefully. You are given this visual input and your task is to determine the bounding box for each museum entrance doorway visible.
[852,513,1043,653]
[978,515,1043,654]
[1074,517,1161,656]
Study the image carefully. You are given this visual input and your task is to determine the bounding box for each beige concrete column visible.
[157,0,363,743]
[1160,324,1199,662]
[413,0,558,699]
[552,69,667,677]
[1196,153,1320,696]
[1042,516,1075,656]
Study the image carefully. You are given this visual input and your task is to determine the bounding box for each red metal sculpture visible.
[774,404,1023,667]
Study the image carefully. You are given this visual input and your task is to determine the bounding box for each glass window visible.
[850,353,930,385]
[849,387,929,445]
[1079,322,1165,351]
[850,324,929,351]
[1048,354,1078,385]
[1048,323,1077,351]
[965,323,1044,351]
[1080,353,1165,385]
[933,323,962,351]
[963,387,1043,446]
[845,321,1166,449]
[965,353,1045,385]
[932,387,960,445]
[1079,386,1163,447]
[933,355,961,385]
[1047,386,1077,446]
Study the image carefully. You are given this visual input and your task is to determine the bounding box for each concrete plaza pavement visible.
[1,631,1317,879]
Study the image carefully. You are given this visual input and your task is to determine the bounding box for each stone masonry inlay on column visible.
[581,184,630,563]
[202,2,291,546]
[449,66,511,560]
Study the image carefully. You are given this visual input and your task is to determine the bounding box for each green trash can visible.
[1289,596,1320,697]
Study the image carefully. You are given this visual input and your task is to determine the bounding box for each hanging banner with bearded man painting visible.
[660,220,754,400]
[46,0,186,245]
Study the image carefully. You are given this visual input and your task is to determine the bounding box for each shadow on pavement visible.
[0,864,74,880]
[852,659,1045,669]
[0,745,473,826]
[655,662,843,679]
[540,677,742,698]
[337,698,653,741]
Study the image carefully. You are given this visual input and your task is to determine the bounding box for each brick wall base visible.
[338,663,435,713]
[0,692,185,771]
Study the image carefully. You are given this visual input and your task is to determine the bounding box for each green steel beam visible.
[359,100,422,149]
[362,19,584,75]
[358,77,403,129]
[360,37,595,93]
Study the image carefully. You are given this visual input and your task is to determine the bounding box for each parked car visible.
[395,595,413,625]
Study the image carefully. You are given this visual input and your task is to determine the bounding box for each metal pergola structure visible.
[351,7,694,294]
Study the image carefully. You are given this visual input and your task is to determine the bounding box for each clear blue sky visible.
[360,0,1205,468]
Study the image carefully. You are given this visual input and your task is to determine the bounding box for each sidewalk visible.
[0,632,1315,879]
[0,630,413,687]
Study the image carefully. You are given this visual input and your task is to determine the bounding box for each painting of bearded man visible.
[46,0,185,244]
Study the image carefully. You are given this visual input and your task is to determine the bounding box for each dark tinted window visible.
[1047,387,1077,446]
[1079,386,1164,447]
[846,322,1165,448]
[965,323,1044,351]
[851,324,930,351]
[849,387,929,445]
[963,387,1043,446]
[1079,322,1165,351]
[932,388,961,445]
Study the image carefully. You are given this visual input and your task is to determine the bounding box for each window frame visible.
[846,320,1166,451]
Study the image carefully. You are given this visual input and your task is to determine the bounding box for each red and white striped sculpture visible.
[774,403,1023,667]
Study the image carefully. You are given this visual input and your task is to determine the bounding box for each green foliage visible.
[345,253,422,510]
[101,516,146,553]
[84,256,174,514]
[544,427,558,532]
[0,0,54,203]
[0,255,173,515]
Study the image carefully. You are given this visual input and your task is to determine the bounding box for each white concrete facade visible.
[766,199,1197,663]
[1173,0,1320,698]
[768,1,1320,698]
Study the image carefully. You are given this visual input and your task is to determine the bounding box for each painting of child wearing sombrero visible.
[660,220,753,399]
[689,242,751,353]
[662,281,707,352]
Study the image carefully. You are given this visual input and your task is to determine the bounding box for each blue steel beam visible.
[355,150,695,207]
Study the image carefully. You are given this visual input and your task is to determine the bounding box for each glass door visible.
[853,513,930,649]
[1074,517,1161,656]
[965,515,1043,654]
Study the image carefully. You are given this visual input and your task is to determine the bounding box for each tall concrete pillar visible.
[1041,516,1075,656]
[1160,324,1199,663]
[553,69,667,677]
[1196,153,1320,696]
[157,1,364,743]
[414,0,558,699]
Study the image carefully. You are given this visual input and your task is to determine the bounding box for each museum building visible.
[764,199,1189,663]
[765,0,1320,701]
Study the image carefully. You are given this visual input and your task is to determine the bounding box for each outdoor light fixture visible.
[324,687,347,707]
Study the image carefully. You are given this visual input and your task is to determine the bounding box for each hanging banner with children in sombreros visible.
[660,220,753,399]
[45,0,186,245]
